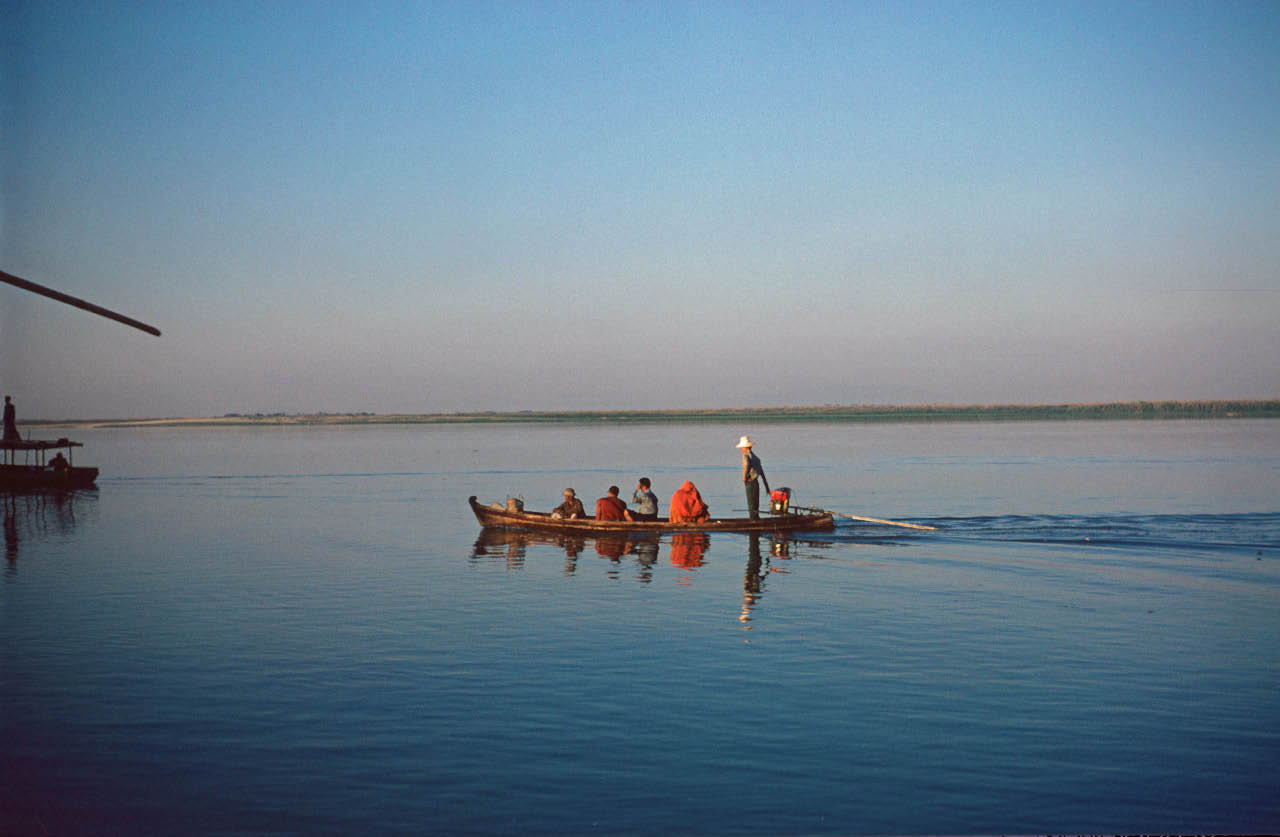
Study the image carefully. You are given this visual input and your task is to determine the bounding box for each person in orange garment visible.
[594,485,631,521]
[668,480,710,523]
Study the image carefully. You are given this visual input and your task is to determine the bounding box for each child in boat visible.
[669,481,710,523]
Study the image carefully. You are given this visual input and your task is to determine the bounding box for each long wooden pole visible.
[830,512,937,531]
[787,505,937,531]
[1,270,161,336]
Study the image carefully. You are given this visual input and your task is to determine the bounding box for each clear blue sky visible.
[2,0,1277,419]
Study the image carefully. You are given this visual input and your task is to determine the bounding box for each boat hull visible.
[469,495,834,534]
[0,464,98,490]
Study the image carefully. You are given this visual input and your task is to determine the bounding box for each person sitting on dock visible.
[551,488,586,519]
[669,481,710,523]
[595,485,631,522]
[630,477,658,521]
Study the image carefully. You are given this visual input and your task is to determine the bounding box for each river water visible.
[2,419,1278,834]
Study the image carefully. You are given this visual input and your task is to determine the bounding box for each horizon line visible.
[21,398,1280,426]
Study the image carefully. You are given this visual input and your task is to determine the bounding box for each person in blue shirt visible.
[631,477,658,520]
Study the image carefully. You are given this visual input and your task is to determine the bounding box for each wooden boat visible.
[1,438,99,490]
[469,495,835,534]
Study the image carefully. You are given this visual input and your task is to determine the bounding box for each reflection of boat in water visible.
[469,496,834,534]
[471,525,663,578]
[3,488,93,570]
[472,525,660,561]
[471,526,818,621]
[473,526,581,561]
[472,524,831,565]
[1,438,99,489]
[670,532,710,568]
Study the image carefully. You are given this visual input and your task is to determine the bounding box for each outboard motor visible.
[769,487,791,514]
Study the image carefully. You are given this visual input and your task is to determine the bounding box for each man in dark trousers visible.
[736,436,770,519]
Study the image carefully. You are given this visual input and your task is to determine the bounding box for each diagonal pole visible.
[831,512,937,531]
[786,504,938,531]
[1,270,161,336]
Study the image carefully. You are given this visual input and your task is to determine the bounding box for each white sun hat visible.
[735,436,754,449]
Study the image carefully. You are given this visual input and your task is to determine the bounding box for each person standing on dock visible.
[736,436,770,519]
[3,396,18,441]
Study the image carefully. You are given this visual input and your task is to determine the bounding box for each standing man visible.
[736,436,770,519]
[3,396,18,441]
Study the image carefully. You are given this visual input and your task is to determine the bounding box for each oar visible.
[1,270,162,336]
[785,504,937,531]
[737,504,936,532]
[829,512,936,531]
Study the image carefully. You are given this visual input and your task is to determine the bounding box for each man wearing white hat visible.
[736,436,770,519]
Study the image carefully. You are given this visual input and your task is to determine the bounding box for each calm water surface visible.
[2,420,1278,834]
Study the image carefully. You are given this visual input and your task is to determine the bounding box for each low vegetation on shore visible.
[30,399,1280,428]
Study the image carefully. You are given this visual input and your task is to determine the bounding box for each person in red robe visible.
[668,481,709,523]
[594,485,630,521]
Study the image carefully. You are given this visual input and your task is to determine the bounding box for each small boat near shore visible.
[1,438,99,490]
[469,495,835,534]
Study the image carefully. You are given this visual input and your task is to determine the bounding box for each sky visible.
[2,0,1278,419]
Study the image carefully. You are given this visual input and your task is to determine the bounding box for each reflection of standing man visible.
[3,396,19,441]
[4,494,18,565]
[736,436,769,519]
[741,533,765,623]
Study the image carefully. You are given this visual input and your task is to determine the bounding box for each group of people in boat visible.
[547,436,771,523]
[550,480,710,523]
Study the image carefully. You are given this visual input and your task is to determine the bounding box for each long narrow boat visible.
[469,495,834,534]
[1,438,99,490]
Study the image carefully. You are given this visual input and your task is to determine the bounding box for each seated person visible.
[630,477,658,521]
[49,452,69,471]
[551,488,586,519]
[595,485,630,521]
[669,481,710,523]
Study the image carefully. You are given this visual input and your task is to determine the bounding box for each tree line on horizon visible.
[32,398,1280,426]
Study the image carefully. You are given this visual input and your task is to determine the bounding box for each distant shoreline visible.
[25,399,1280,428]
